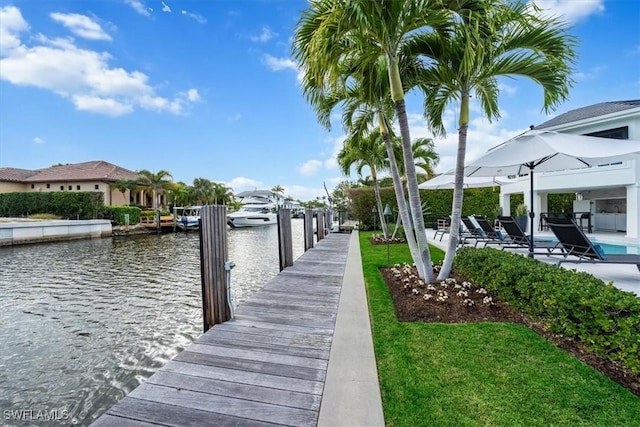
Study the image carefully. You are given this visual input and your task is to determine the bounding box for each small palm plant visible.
[514,203,528,217]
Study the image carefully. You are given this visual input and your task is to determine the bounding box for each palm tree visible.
[137,169,173,209]
[387,135,440,238]
[414,1,576,279]
[271,185,285,210]
[307,52,434,279]
[293,0,482,281]
[166,181,190,208]
[338,128,390,237]
[212,182,234,205]
[190,178,215,205]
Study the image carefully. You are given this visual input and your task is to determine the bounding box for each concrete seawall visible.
[0,220,112,246]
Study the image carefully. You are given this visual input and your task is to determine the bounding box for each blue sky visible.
[0,0,638,202]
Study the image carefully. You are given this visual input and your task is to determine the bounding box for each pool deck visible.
[91,231,384,427]
[430,230,640,296]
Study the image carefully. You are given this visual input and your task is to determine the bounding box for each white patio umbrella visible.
[419,173,514,190]
[463,129,640,257]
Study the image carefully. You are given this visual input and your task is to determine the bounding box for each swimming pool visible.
[594,241,640,255]
[544,237,640,255]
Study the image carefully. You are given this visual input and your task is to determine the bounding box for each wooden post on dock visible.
[277,209,293,271]
[317,210,325,241]
[199,205,231,332]
[304,208,314,251]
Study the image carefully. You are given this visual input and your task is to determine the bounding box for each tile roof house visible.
[0,161,146,206]
[499,99,640,240]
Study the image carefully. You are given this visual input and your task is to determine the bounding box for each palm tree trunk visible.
[438,93,470,280]
[391,210,402,239]
[372,179,389,237]
[378,113,425,277]
[394,98,433,282]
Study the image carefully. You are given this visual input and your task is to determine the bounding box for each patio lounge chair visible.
[496,215,562,254]
[546,216,640,272]
[460,216,496,247]
[433,216,451,241]
[472,216,508,246]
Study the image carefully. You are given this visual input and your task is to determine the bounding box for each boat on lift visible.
[174,206,201,231]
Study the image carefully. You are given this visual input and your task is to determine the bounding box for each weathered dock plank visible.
[92,233,351,426]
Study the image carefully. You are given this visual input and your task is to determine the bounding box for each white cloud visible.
[0,7,198,116]
[227,177,265,194]
[181,10,207,24]
[0,6,29,53]
[262,54,305,82]
[161,1,172,13]
[227,113,242,122]
[50,13,111,41]
[529,0,604,24]
[33,137,45,144]
[262,54,296,71]
[298,159,323,176]
[125,0,151,16]
[183,88,200,102]
[72,95,134,116]
[497,81,518,95]
[251,26,277,43]
[280,184,326,202]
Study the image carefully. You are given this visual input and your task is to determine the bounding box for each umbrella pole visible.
[528,169,535,258]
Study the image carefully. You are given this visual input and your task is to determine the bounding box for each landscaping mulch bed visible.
[380,263,640,397]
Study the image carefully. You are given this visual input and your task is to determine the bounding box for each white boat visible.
[227,206,277,228]
[227,190,279,228]
[174,206,201,231]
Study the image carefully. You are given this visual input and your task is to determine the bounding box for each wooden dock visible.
[138,215,175,229]
[92,232,351,427]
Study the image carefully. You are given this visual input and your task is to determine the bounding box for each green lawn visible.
[359,231,640,426]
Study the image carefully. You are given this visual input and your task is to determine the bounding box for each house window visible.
[68,185,72,191]
[585,126,628,140]
[46,184,50,189]
[60,186,64,191]
[76,185,81,190]
[95,184,99,190]
[31,184,35,189]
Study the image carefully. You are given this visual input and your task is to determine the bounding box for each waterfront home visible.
[0,160,157,207]
[498,100,640,240]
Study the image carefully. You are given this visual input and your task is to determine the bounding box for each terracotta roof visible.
[0,161,142,183]
[0,167,39,182]
[536,100,640,129]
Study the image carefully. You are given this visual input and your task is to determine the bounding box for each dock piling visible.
[304,209,314,251]
[277,209,294,271]
[199,205,232,332]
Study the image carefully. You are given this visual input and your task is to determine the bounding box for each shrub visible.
[103,206,142,225]
[453,247,640,374]
[0,191,104,218]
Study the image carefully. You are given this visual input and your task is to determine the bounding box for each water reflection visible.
[0,220,305,426]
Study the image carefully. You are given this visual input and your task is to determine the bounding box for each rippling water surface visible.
[0,221,305,426]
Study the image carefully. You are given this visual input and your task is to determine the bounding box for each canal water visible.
[0,220,307,426]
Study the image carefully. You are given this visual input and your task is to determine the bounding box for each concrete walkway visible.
[318,231,384,426]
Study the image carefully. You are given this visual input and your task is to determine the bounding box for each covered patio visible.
[497,161,640,240]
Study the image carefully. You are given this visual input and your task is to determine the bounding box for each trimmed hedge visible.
[349,186,502,229]
[0,191,104,218]
[103,206,142,225]
[453,247,640,374]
